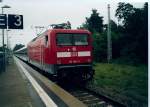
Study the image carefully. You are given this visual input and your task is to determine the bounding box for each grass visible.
[93,63,148,106]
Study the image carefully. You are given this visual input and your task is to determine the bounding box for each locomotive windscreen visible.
[56,34,88,46]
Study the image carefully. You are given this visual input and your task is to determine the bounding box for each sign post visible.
[0,14,7,71]
[0,14,23,71]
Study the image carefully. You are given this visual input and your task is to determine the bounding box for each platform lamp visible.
[1,5,11,71]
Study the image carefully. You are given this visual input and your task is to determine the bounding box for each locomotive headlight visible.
[87,59,91,62]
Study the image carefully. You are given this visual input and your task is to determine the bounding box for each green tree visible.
[115,2,148,64]
[104,20,122,59]
[115,3,135,24]
[110,20,118,33]
[85,9,104,33]
[93,32,107,62]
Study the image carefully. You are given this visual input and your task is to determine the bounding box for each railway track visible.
[59,82,126,107]
[68,88,112,107]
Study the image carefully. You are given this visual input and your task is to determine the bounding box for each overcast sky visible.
[0,0,146,49]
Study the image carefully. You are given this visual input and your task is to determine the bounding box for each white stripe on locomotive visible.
[57,51,90,57]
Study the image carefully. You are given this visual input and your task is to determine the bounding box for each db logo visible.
[71,52,78,57]
[72,47,76,51]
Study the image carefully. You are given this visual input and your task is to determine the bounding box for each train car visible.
[27,27,94,81]
[14,47,28,62]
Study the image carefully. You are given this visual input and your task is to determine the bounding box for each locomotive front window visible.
[56,33,88,46]
[57,34,72,46]
[74,34,88,45]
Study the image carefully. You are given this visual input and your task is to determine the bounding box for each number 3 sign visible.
[8,14,23,29]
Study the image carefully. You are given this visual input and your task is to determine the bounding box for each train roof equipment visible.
[50,21,71,29]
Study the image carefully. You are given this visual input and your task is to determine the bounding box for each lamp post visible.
[6,30,11,64]
[6,29,10,49]
[1,5,11,70]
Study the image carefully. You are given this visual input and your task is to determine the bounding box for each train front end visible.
[53,29,94,81]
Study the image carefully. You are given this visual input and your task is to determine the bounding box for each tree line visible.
[78,2,148,65]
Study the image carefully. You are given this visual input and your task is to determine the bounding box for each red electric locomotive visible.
[27,24,94,81]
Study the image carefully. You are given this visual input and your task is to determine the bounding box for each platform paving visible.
[0,57,38,107]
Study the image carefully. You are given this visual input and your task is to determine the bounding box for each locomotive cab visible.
[54,30,94,81]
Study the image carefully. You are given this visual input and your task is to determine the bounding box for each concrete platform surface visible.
[0,58,38,107]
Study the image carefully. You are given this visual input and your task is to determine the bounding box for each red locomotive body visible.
[27,29,94,80]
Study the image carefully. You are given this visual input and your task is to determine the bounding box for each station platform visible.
[0,56,87,107]
[0,56,42,107]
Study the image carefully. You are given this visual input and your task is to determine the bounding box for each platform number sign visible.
[0,14,7,29]
[0,14,23,29]
[8,14,23,29]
